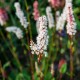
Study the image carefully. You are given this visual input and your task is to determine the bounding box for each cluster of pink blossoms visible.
[33,1,40,21]
[0,8,8,26]
[48,0,60,8]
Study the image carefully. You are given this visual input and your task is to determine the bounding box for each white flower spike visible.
[6,26,23,39]
[56,5,67,31]
[30,15,49,57]
[46,6,54,28]
[14,2,29,28]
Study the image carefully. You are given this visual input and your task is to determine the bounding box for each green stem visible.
[0,31,22,71]
[24,1,34,80]
[24,0,32,40]
[70,36,74,80]
[0,61,5,80]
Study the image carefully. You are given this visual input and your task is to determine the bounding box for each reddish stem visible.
[59,73,62,80]
[70,36,74,80]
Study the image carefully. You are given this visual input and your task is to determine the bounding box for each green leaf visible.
[67,40,71,48]
[44,72,52,80]
[51,77,56,80]
[16,73,30,80]
[3,61,10,69]
[59,63,67,74]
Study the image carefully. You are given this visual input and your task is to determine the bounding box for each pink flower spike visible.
[0,8,8,26]
[33,1,38,8]
[49,0,60,8]
[33,1,40,21]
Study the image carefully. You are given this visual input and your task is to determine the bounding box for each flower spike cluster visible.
[30,15,49,56]
[66,1,76,36]
[56,3,67,31]
[6,26,23,39]
[56,0,76,36]
[46,6,54,28]
[14,2,29,28]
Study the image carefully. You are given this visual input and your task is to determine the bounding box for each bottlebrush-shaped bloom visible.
[0,8,8,26]
[14,2,29,28]
[56,0,76,35]
[33,0,38,9]
[55,11,60,22]
[6,26,23,39]
[56,5,67,31]
[46,6,54,28]
[30,15,49,56]
[66,2,76,36]
[33,1,40,21]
